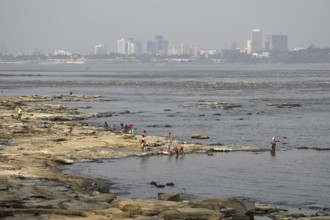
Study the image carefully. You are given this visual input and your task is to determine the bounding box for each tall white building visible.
[94,45,107,55]
[168,46,179,55]
[117,38,127,55]
[117,38,143,55]
[126,38,135,55]
[249,29,262,53]
[180,43,191,55]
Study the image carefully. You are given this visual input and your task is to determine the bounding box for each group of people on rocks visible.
[100,120,278,156]
[102,121,185,155]
[140,130,185,157]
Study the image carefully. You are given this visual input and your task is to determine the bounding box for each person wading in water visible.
[270,137,276,156]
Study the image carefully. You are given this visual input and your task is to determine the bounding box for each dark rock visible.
[95,112,113,118]
[97,186,110,193]
[0,186,9,191]
[156,183,165,188]
[313,147,330,151]
[191,134,209,139]
[297,146,309,150]
[208,143,224,146]
[52,138,68,142]
[200,198,255,217]
[278,103,302,108]
[0,211,15,218]
[150,181,165,188]
[146,125,159,128]
[223,104,243,110]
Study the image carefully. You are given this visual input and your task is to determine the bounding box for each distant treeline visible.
[268,47,330,64]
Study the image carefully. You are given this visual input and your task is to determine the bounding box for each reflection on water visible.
[63,149,330,215]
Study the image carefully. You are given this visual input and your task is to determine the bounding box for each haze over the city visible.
[1,0,329,54]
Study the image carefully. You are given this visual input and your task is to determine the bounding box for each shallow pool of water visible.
[62,149,330,215]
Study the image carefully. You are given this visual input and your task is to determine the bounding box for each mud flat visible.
[0,94,328,220]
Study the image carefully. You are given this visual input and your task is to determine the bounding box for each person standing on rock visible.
[270,137,276,155]
[167,131,173,153]
[142,130,148,146]
[141,133,148,152]
[17,106,23,120]
[127,123,134,134]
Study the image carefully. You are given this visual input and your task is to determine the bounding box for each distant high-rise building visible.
[117,38,127,55]
[126,38,136,55]
[146,40,156,55]
[146,35,169,55]
[134,40,143,55]
[246,40,252,54]
[117,38,143,55]
[154,35,168,55]
[180,43,191,55]
[168,46,178,55]
[266,34,288,52]
[249,29,262,53]
[192,46,199,57]
[94,45,107,55]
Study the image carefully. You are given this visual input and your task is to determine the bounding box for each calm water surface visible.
[62,149,330,215]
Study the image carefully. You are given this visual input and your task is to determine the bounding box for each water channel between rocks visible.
[62,149,330,215]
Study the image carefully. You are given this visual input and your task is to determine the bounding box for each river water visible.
[1,63,329,214]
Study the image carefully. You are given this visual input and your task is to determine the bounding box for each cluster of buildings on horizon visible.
[0,29,290,57]
[92,29,289,58]
[2,28,329,64]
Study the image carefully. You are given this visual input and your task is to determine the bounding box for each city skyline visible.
[113,31,288,56]
[1,0,329,54]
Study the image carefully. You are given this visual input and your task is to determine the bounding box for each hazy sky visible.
[1,0,329,54]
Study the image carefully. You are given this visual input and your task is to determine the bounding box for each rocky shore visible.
[0,94,329,220]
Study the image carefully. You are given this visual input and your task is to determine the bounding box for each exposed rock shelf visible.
[0,94,327,219]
